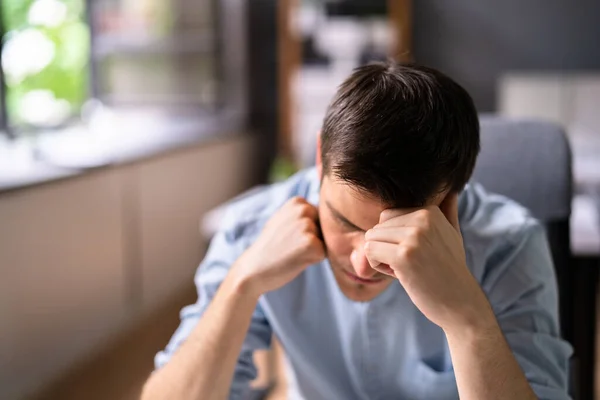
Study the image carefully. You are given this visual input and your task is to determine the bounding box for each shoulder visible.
[460,185,562,327]
[460,183,549,280]
[460,182,542,246]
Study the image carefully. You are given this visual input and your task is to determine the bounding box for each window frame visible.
[86,0,247,119]
[0,0,248,138]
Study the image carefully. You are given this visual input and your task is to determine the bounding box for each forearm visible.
[141,267,259,400]
[445,315,537,400]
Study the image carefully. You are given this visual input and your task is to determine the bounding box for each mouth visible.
[341,269,385,285]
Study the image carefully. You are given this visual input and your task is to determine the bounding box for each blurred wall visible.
[413,0,600,111]
[0,134,259,399]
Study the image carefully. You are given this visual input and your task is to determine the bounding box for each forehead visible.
[320,175,448,228]
[320,176,387,229]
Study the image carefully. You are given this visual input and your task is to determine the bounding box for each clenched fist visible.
[364,193,494,333]
[233,196,326,297]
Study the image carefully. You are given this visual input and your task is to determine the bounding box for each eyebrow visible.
[325,201,365,232]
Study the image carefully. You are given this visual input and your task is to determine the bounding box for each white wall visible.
[0,134,259,399]
[498,73,600,256]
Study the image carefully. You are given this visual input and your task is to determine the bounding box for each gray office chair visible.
[473,116,588,399]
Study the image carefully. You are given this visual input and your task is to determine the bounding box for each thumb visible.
[439,191,460,232]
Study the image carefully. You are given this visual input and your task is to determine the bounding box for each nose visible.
[350,244,379,279]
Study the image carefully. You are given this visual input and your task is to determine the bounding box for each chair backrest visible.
[474,116,572,221]
[473,116,573,341]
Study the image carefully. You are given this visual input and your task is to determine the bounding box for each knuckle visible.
[396,245,415,261]
[415,209,430,226]
[409,226,422,239]
[394,246,406,261]
[415,209,428,219]
[309,236,322,249]
[295,203,314,219]
[380,209,395,222]
[300,233,314,248]
[287,196,305,209]
[406,244,418,259]
[298,203,311,215]
[363,240,372,254]
[299,218,312,232]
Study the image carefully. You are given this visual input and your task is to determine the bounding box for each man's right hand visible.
[232,196,326,297]
[142,198,323,400]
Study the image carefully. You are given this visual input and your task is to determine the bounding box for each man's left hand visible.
[364,193,494,333]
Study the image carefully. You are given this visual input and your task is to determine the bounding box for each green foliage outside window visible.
[2,0,89,129]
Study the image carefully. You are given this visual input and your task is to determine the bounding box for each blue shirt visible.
[155,167,572,400]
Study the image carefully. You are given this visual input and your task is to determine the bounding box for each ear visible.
[439,191,460,232]
[315,131,322,179]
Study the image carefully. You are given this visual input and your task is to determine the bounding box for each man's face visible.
[318,174,447,302]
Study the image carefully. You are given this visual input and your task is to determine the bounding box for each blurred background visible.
[0,0,599,399]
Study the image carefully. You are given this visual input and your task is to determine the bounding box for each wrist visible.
[224,268,262,302]
[228,251,265,299]
[443,304,499,342]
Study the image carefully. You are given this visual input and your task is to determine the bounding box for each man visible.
[142,62,571,400]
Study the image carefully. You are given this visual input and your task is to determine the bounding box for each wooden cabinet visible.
[138,136,258,313]
[0,133,258,399]
[0,171,127,399]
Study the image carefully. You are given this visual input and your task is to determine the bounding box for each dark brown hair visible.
[321,61,480,207]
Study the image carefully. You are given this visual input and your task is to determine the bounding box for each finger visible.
[379,207,420,224]
[304,203,319,220]
[287,196,308,205]
[284,196,306,214]
[365,226,414,244]
[375,208,429,229]
[363,240,398,269]
[371,262,396,277]
[302,218,326,256]
[439,192,460,232]
[314,217,324,241]
[301,218,318,234]
[290,198,318,220]
[309,235,326,257]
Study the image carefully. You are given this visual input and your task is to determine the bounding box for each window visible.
[1,0,89,133]
[0,0,246,137]
[90,0,220,109]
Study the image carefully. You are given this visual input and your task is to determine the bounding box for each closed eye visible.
[337,216,360,231]
[326,201,364,232]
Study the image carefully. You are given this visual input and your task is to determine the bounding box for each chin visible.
[329,263,392,302]
[343,284,390,303]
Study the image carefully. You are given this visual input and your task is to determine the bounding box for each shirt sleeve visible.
[481,222,573,400]
[154,209,272,400]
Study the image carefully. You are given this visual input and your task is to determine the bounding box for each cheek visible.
[325,233,353,258]
[319,216,354,260]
